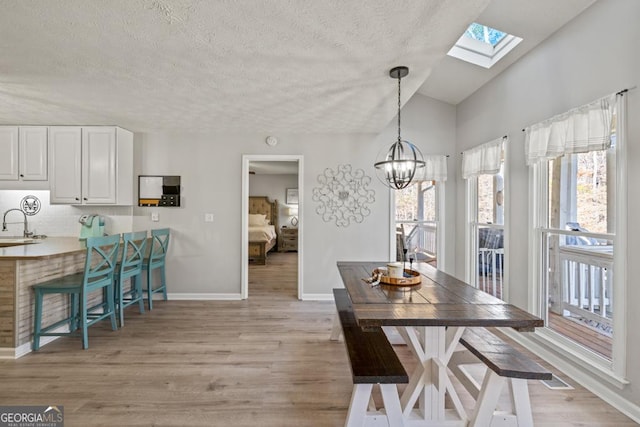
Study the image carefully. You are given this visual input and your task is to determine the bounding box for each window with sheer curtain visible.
[527,92,627,377]
[461,137,504,179]
[525,94,616,165]
[462,137,507,299]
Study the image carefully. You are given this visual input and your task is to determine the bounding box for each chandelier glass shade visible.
[374,66,425,190]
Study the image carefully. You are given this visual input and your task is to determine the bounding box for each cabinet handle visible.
[19,174,24,178]
[75,198,80,201]
[83,198,88,201]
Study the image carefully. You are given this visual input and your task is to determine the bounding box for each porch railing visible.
[478,247,503,298]
[558,245,613,329]
[400,221,437,262]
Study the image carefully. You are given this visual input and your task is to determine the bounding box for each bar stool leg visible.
[33,290,43,351]
[117,276,125,327]
[161,266,167,301]
[147,267,154,311]
[134,275,145,313]
[70,293,79,332]
[106,282,117,331]
[81,293,89,350]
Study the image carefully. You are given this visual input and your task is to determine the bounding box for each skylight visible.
[448,22,522,69]
[464,23,507,47]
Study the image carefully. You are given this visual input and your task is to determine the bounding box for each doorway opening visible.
[241,155,303,299]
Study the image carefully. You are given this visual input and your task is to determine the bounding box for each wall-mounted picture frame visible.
[286,188,299,204]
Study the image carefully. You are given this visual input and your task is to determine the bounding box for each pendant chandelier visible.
[374,66,425,190]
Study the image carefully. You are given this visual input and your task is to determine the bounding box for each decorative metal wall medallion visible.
[312,164,375,227]
[21,195,41,216]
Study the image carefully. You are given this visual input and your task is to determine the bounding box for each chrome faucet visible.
[2,208,33,238]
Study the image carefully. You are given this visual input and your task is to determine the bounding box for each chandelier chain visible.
[397,73,402,143]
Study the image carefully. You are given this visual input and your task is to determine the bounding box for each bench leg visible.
[345,383,404,427]
[330,311,342,341]
[469,370,505,427]
[511,378,534,427]
[380,384,404,427]
[345,384,372,427]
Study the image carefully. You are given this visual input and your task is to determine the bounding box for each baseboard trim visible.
[167,293,243,301]
[300,293,334,301]
[0,327,67,359]
[0,348,16,359]
[168,293,334,301]
[502,329,640,423]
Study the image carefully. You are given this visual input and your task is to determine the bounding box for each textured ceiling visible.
[0,0,491,133]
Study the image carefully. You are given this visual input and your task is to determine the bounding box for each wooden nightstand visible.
[279,227,298,252]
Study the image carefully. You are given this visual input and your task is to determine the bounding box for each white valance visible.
[461,137,505,179]
[422,155,448,182]
[525,93,616,166]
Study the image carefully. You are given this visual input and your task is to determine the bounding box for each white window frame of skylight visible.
[448,32,523,69]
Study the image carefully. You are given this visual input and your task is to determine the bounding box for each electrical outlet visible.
[151,212,159,222]
[204,213,214,222]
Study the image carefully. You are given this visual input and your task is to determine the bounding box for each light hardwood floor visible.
[0,252,635,426]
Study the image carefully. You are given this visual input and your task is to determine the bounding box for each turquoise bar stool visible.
[32,234,120,350]
[115,231,148,327]
[142,228,170,310]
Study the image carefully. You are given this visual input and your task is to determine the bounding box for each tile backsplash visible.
[0,190,133,237]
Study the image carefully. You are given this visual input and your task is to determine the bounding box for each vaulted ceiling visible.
[0,0,595,134]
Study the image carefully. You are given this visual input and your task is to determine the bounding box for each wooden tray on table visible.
[373,268,421,287]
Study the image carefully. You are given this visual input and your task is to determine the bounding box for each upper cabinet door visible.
[49,127,82,204]
[19,126,48,180]
[82,127,116,204]
[0,126,19,180]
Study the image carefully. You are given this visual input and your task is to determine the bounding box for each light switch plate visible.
[204,213,214,222]
[151,212,159,222]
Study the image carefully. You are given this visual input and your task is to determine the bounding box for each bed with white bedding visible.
[248,224,277,243]
[248,196,279,265]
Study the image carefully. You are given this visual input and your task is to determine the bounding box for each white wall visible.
[130,93,457,297]
[132,132,388,296]
[249,173,298,228]
[455,0,639,410]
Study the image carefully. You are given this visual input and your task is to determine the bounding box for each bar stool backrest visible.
[85,234,121,292]
[119,231,149,279]
[147,228,170,269]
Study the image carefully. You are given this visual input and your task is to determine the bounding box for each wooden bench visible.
[449,327,552,427]
[332,288,408,427]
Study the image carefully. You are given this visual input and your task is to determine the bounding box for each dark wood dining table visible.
[337,261,544,426]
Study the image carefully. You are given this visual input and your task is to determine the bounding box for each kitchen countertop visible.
[0,237,87,260]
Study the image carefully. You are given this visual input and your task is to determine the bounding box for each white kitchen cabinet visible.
[49,127,82,203]
[82,127,117,204]
[0,126,48,181]
[0,126,19,180]
[49,126,133,205]
[19,127,48,180]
